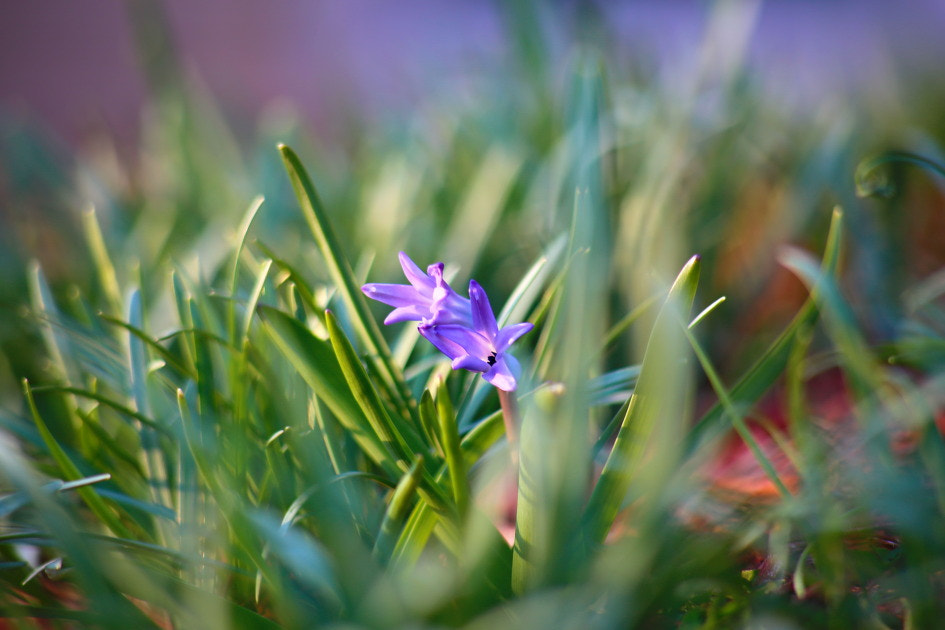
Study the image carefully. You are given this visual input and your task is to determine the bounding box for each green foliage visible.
[4,7,945,629]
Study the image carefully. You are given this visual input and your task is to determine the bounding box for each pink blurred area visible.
[2,1,944,148]
[0,2,146,144]
[0,1,502,147]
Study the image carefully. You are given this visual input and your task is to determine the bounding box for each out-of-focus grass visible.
[3,3,945,629]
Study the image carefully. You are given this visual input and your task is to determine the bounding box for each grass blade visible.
[373,455,425,564]
[22,379,135,540]
[581,254,701,546]
[324,310,450,512]
[278,144,416,422]
[435,384,469,518]
[127,290,173,528]
[81,205,123,319]
[687,207,844,452]
[391,409,505,565]
[258,305,399,478]
[682,323,793,498]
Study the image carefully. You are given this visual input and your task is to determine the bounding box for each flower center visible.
[487,351,497,366]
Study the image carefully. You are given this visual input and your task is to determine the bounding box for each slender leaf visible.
[374,455,425,563]
[258,305,399,478]
[22,379,134,540]
[325,310,450,512]
[278,144,416,421]
[436,385,469,517]
[686,207,844,452]
[581,254,701,546]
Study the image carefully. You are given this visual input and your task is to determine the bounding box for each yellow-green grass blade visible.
[258,305,400,480]
[436,385,469,518]
[580,255,701,547]
[418,390,443,457]
[226,195,265,345]
[373,456,425,564]
[240,258,273,347]
[682,323,792,498]
[80,205,123,320]
[391,409,505,566]
[687,207,844,452]
[278,144,416,423]
[255,240,321,317]
[324,310,450,513]
[98,315,196,380]
[23,380,135,541]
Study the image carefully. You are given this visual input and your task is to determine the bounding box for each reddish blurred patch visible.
[0,574,174,629]
[701,367,945,502]
[701,368,850,501]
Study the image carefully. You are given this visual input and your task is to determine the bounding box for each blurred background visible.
[3,0,945,387]
[4,1,945,148]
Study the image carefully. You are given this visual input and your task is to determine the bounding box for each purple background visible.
[2,1,943,147]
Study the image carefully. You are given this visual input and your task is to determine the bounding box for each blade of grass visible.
[258,305,400,479]
[31,385,167,433]
[240,258,273,346]
[324,310,450,512]
[580,255,701,547]
[111,557,284,630]
[278,144,416,423]
[22,379,135,540]
[256,240,321,316]
[226,195,265,345]
[391,409,505,566]
[419,390,443,457]
[688,296,726,330]
[176,389,310,625]
[27,262,81,438]
[187,296,220,417]
[687,207,844,453]
[778,245,880,401]
[601,294,659,351]
[98,315,195,379]
[373,455,425,564]
[682,323,792,498]
[81,205,123,319]
[436,384,469,518]
[128,290,173,525]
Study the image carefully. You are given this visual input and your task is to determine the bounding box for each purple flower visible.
[361,252,471,326]
[419,280,533,392]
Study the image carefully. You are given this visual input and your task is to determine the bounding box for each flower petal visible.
[399,251,435,292]
[468,280,499,339]
[495,322,534,351]
[431,324,494,360]
[419,325,468,361]
[452,355,491,373]
[362,283,425,308]
[502,352,521,379]
[384,305,428,325]
[484,356,517,391]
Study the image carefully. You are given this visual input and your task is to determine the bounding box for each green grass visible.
[4,8,945,629]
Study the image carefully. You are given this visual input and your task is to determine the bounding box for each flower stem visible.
[498,389,520,460]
